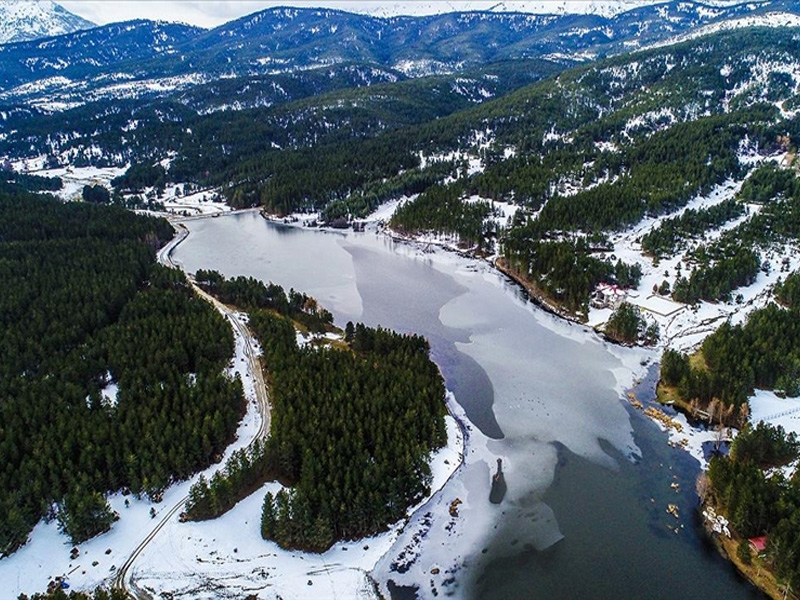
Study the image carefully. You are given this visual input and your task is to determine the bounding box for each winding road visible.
[112,217,271,598]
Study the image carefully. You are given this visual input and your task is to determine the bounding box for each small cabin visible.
[748,536,768,555]
[591,282,626,310]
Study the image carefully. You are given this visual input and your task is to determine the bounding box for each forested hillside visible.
[0,190,244,555]
[182,274,448,552]
[1,0,786,114]
[7,26,800,319]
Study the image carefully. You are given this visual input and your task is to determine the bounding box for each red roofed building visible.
[749,536,768,554]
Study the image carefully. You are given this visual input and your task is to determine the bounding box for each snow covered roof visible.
[628,294,686,318]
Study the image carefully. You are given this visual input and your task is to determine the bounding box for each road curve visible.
[113,220,271,598]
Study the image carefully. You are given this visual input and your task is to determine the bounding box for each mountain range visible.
[1,0,799,115]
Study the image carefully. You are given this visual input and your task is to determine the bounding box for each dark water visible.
[476,370,763,600]
[173,212,761,600]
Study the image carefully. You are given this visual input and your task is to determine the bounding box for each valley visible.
[4,1,800,598]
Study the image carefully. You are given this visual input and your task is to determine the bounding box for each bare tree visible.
[738,403,751,428]
[708,398,721,424]
[696,473,710,504]
[689,398,699,419]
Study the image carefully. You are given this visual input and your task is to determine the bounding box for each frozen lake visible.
[172,211,760,599]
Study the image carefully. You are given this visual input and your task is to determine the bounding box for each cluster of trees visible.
[465,149,583,209]
[184,440,271,521]
[672,247,760,304]
[184,273,447,552]
[776,272,800,309]
[1,169,62,192]
[256,316,447,551]
[194,270,333,332]
[661,301,800,411]
[0,191,243,551]
[641,198,746,257]
[111,162,166,192]
[391,183,492,249]
[605,302,658,345]
[703,306,800,401]
[739,163,800,204]
[222,135,420,213]
[503,228,641,315]
[730,421,800,468]
[81,184,111,204]
[55,491,118,545]
[707,423,800,591]
[322,160,458,222]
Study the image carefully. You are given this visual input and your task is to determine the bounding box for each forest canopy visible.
[0,191,244,554]
[183,275,448,552]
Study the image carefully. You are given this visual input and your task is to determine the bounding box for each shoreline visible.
[700,500,790,600]
[492,256,581,323]
[144,221,469,599]
[193,206,777,599]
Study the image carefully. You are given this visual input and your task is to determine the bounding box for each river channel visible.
[172,211,762,599]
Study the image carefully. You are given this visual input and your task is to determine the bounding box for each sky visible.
[57,0,686,28]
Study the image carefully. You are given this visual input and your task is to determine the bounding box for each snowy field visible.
[133,405,463,600]
[9,158,232,217]
[157,184,233,217]
[750,390,800,439]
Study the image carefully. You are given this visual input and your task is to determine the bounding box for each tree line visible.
[391,183,492,249]
[194,269,333,332]
[641,198,746,258]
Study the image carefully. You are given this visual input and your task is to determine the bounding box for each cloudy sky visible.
[58,1,684,28]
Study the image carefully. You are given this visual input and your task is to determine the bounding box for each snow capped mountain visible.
[0,0,797,114]
[0,0,95,44]
[356,1,668,18]
[214,1,752,20]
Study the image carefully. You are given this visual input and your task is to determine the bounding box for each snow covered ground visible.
[750,390,800,479]
[9,157,232,217]
[158,184,233,217]
[133,402,463,600]
[647,11,800,52]
[750,389,800,438]
[11,162,126,202]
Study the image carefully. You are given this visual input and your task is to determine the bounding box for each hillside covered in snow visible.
[0,0,94,44]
